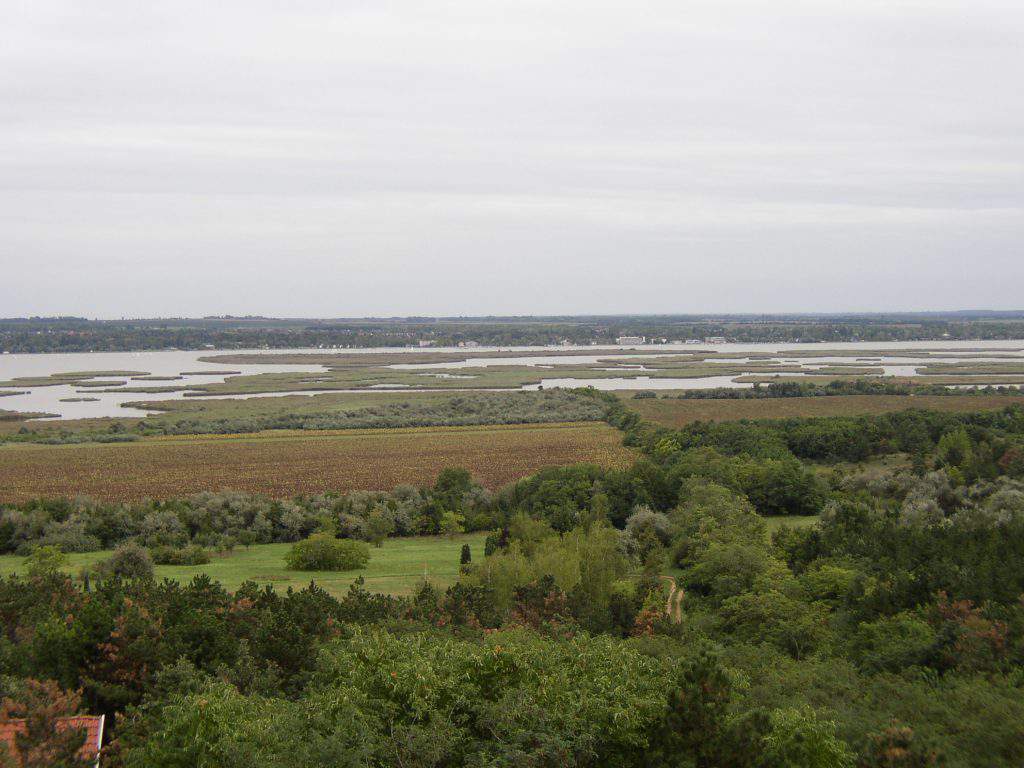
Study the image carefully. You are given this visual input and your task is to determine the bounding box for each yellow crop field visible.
[0,422,634,502]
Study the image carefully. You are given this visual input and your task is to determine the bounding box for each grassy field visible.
[0,422,635,502]
[622,393,1024,428]
[0,534,488,597]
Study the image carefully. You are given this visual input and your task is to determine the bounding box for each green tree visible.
[23,547,66,580]
[118,681,372,768]
[650,649,761,767]
[432,468,474,513]
[721,590,831,659]
[936,428,973,471]
[507,513,554,556]
[365,509,395,548]
[848,614,937,673]
[762,706,854,768]
[439,511,465,539]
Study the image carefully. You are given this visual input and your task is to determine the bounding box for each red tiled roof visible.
[0,715,104,766]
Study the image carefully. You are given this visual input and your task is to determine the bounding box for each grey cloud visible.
[1,0,1021,316]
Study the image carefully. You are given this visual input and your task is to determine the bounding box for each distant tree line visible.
[661,379,1024,399]
[4,313,1024,352]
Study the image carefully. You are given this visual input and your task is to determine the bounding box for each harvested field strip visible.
[0,422,635,502]
[623,393,1024,428]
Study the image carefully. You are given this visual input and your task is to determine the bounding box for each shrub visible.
[38,519,102,553]
[24,545,67,579]
[97,541,155,580]
[366,508,396,547]
[286,534,370,571]
[150,544,211,565]
[439,511,466,538]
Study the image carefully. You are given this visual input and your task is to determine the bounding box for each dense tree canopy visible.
[4,400,1024,766]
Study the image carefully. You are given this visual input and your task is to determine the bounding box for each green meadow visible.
[0,533,488,597]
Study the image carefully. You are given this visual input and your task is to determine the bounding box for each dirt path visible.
[660,576,684,624]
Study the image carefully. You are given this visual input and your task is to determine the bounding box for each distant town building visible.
[418,340,434,347]
[458,340,480,348]
[703,336,727,344]
[616,336,645,345]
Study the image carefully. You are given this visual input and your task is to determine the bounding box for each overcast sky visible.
[2,0,1022,318]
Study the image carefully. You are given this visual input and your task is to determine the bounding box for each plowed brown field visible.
[0,422,634,502]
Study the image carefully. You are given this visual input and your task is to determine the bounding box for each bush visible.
[38,519,102,553]
[97,541,155,580]
[24,545,67,579]
[286,534,370,571]
[150,544,211,565]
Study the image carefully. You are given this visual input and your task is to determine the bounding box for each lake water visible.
[2,341,1022,420]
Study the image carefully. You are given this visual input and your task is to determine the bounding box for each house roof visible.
[0,715,104,767]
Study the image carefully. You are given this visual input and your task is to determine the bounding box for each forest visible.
[2,394,1024,765]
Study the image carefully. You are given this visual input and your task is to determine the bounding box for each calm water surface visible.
[2,341,1022,420]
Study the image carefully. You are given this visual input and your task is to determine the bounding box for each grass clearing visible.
[0,534,487,597]
[0,422,635,502]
